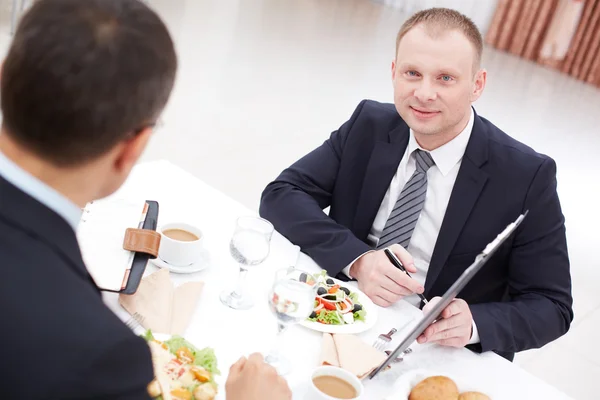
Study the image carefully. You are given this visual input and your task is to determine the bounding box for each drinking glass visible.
[220,216,274,310]
[266,268,317,375]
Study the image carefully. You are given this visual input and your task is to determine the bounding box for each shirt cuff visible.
[467,318,480,345]
[342,251,374,278]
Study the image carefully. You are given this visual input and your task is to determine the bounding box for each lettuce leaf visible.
[163,336,220,377]
[142,329,155,342]
[316,310,343,325]
[140,330,220,377]
[353,309,366,322]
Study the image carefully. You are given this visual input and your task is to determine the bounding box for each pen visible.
[384,248,428,305]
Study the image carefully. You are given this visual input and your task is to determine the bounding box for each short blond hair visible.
[396,8,483,68]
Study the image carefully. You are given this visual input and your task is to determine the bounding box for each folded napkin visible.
[119,268,204,335]
[319,333,387,379]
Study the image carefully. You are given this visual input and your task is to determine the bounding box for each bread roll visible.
[409,376,459,400]
[459,392,491,400]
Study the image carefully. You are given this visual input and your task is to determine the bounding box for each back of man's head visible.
[396,7,483,70]
[1,0,178,167]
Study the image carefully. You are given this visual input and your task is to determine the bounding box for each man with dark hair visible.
[260,7,573,361]
[0,1,291,399]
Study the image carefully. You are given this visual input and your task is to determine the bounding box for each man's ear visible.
[114,127,153,174]
[471,68,487,102]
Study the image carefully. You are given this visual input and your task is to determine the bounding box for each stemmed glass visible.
[266,268,317,375]
[220,216,274,310]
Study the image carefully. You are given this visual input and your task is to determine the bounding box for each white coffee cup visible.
[158,222,204,267]
[307,366,364,400]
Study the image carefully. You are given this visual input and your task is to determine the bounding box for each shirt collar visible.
[407,108,475,176]
[0,150,82,231]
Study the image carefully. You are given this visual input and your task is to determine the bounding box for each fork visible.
[373,318,415,356]
[372,328,397,351]
[125,312,145,331]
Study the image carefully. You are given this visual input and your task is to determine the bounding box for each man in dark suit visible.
[0,1,291,399]
[260,8,573,361]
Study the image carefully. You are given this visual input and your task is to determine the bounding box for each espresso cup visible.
[307,366,364,400]
[158,222,204,267]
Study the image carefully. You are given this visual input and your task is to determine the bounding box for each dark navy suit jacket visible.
[260,100,573,360]
[0,177,153,399]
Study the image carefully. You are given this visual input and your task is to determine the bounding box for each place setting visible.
[118,213,414,399]
[109,205,529,400]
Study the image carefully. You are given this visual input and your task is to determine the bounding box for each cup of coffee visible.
[158,222,203,267]
[308,366,363,400]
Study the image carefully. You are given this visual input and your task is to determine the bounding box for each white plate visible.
[150,249,211,274]
[384,369,490,400]
[299,278,378,334]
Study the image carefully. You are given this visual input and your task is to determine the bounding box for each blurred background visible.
[1,0,599,398]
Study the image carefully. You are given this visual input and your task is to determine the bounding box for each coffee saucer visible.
[150,249,211,274]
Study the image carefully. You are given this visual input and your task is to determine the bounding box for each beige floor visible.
[2,0,600,399]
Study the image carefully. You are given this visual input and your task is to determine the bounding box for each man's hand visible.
[417,296,473,347]
[225,353,292,400]
[349,244,424,307]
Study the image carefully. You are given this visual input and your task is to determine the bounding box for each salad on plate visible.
[142,330,219,400]
[306,271,367,325]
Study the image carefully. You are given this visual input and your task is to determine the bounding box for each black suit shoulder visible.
[352,100,404,134]
[0,218,153,399]
[479,115,553,168]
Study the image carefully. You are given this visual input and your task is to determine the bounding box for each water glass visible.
[220,216,274,310]
[265,268,317,375]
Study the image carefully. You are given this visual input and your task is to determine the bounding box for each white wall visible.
[372,0,500,35]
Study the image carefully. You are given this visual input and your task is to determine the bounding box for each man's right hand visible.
[225,353,292,400]
[349,244,424,307]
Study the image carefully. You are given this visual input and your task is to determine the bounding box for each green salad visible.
[142,330,219,400]
[306,271,367,325]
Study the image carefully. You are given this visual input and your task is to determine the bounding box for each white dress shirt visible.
[0,150,81,231]
[345,108,480,344]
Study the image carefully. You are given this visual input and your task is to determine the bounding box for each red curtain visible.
[486,0,600,87]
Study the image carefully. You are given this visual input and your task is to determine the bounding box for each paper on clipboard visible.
[77,198,147,292]
[369,211,529,379]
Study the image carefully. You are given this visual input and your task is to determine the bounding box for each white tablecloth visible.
[100,160,571,400]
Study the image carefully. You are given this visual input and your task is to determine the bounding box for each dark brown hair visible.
[1,0,178,166]
[396,7,483,68]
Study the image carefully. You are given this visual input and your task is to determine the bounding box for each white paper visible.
[77,198,145,291]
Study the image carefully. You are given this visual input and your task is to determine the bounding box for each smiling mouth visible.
[410,106,440,119]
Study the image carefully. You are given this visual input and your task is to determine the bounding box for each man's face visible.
[392,25,484,137]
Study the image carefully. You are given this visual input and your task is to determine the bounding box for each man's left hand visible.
[417,297,473,347]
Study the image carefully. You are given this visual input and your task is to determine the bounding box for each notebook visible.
[77,198,151,292]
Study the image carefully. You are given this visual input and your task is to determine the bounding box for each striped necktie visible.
[377,149,435,250]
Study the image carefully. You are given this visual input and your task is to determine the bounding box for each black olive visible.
[326,278,335,285]
[317,287,327,296]
[310,311,317,319]
[299,273,308,282]
[323,294,337,301]
[340,287,350,296]
[353,304,363,312]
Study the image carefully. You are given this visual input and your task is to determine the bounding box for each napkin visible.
[119,268,204,335]
[319,333,387,379]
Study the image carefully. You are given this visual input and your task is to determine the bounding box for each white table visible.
[101,160,571,400]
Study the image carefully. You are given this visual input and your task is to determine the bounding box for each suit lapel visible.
[424,113,490,294]
[353,124,410,241]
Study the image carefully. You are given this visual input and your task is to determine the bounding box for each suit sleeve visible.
[469,157,574,354]
[75,335,154,400]
[259,101,372,276]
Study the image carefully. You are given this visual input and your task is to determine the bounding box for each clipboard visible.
[119,200,160,294]
[369,211,529,379]
[78,199,160,294]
